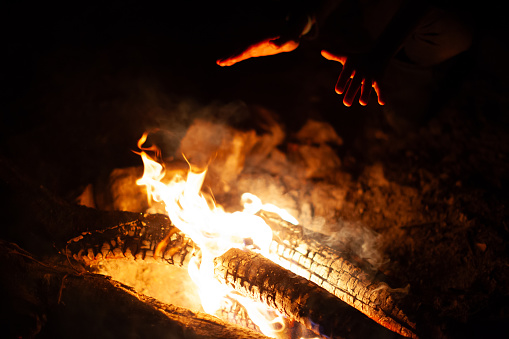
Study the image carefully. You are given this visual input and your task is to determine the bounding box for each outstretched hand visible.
[217,38,300,67]
[321,50,386,107]
[216,12,313,67]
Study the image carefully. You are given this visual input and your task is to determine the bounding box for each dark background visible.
[2,1,509,338]
[2,0,508,196]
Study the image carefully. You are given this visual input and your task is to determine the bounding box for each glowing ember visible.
[135,132,299,337]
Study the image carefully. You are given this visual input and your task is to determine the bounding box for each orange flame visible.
[136,132,299,337]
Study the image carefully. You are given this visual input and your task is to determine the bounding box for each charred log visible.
[216,295,262,333]
[214,248,403,339]
[64,215,196,267]
[1,157,415,338]
[215,295,318,338]
[0,240,269,339]
[63,209,417,338]
[261,211,418,339]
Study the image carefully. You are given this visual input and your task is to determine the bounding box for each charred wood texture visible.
[0,158,265,338]
[215,295,317,338]
[216,295,262,333]
[1,157,416,338]
[214,248,403,339]
[63,208,417,338]
[64,215,196,267]
[0,240,269,339]
[261,211,418,339]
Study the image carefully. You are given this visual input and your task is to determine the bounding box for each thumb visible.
[321,50,347,65]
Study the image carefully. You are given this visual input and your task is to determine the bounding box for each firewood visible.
[261,211,418,339]
[65,209,417,338]
[0,240,269,339]
[64,214,196,267]
[214,247,402,339]
[3,152,414,338]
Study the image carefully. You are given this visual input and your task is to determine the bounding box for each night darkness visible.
[2,1,509,338]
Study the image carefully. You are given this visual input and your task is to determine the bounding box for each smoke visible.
[303,218,386,271]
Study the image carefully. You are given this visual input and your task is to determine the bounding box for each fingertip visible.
[359,81,372,106]
[321,50,331,59]
[335,76,350,95]
[321,50,346,65]
[217,59,234,67]
[343,95,354,107]
[373,81,386,105]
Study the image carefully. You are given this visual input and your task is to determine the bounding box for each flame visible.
[135,132,296,337]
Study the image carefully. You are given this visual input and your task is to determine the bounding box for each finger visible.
[373,81,386,105]
[343,75,363,107]
[217,38,299,66]
[335,68,355,95]
[320,50,347,66]
[359,79,373,106]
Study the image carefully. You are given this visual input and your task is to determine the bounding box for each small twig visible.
[58,274,69,304]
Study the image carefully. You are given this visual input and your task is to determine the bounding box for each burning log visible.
[0,240,269,339]
[0,158,272,338]
[216,296,262,333]
[261,212,418,339]
[214,247,402,339]
[65,210,417,338]
[64,214,196,267]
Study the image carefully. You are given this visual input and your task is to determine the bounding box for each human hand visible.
[216,13,314,67]
[321,50,386,107]
[216,38,300,67]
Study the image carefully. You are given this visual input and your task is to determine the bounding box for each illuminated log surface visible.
[66,210,417,338]
[64,215,196,267]
[261,211,418,339]
[216,296,262,333]
[0,158,261,338]
[214,248,403,339]
[0,241,269,339]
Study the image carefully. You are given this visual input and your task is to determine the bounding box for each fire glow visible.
[135,132,298,337]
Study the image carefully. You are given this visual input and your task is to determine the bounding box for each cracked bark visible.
[64,210,417,338]
[214,248,402,339]
[64,214,196,267]
[0,158,266,339]
[1,157,416,338]
[0,240,268,339]
[261,211,418,339]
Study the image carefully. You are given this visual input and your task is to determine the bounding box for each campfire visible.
[0,109,421,338]
[60,114,417,339]
[2,89,507,339]
[3,1,508,337]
